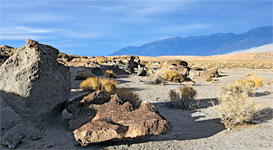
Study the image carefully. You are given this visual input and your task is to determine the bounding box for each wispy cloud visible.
[0,26,104,40]
[0,26,53,40]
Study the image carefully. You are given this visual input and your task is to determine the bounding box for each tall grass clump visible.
[80,77,118,92]
[216,83,260,128]
[163,70,184,83]
[235,76,264,96]
[111,88,141,110]
[167,86,198,110]
[104,70,117,78]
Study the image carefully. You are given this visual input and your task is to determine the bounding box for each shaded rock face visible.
[69,67,96,81]
[0,39,71,127]
[72,94,171,146]
[0,45,14,66]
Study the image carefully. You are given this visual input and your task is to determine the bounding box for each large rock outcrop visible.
[0,39,71,127]
[161,60,190,76]
[72,94,171,146]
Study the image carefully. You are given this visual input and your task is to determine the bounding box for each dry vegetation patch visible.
[188,60,273,70]
[167,86,199,110]
[215,83,261,128]
[80,77,118,92]
[104,70,117,78]
[111,88,142,110]
[163,70,184,83]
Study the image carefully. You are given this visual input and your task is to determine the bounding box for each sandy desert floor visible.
[1,68,273,150]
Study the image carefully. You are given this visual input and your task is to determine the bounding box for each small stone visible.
[30,135,42,141]
[250,119,262,124]
[1,133,25,149]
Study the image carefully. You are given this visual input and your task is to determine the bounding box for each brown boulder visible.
[162,60,188,67]
[201,69,219,78]
[73,94,171,146]
[80,91,110,104]
[161,60,190,76]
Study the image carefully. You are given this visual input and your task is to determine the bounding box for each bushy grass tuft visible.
[251,76,264,87]
[104,70,117,78]
[163,70,184,83]
[80,77,101,91]
[100,78,118,92]
[167,86,198,110]
[80,77,118,92]
[111,88,141,110]
[216,83,260,128]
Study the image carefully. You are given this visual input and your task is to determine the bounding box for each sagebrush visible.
[167,86,198,110]
[215,83,260,128]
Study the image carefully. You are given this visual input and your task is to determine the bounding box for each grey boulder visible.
[0,39,71,128]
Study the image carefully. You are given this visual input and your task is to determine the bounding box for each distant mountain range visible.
[110,26,273,56]
[227,43,273,54]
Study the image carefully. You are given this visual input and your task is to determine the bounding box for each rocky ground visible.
[1,67,273,150]
[1,40,272,149]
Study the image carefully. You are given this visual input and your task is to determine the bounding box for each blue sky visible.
[0,0,272,56]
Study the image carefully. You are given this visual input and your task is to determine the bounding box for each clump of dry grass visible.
[234,76,264,96]
[100,78,118,92]
[111,88,141,110]
[205,77,215,83]
[104,70,117,78]
[80,77,101,91]
[251,76,264,87]
[163,70,184,83]
[167,86,198,110]
[215,83,260,128]
[80,77,118,92]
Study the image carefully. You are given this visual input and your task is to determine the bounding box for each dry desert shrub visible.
[251,76,264,87]
[111,88,141,110]
[167,86,198,110]
[163,70,184,83]
[80,77,101,91]
[216,83,260,128]
[236,76,264,88]
[97,59,105,64]
[188,60,273,70]
[205,77,215,83]
[100,78,118,92]
[80,77,118,92]
[104,70,117,78]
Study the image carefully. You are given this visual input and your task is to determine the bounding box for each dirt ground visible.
[1,68,273,150]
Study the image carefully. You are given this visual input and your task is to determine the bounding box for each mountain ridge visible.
[110,26,273,56]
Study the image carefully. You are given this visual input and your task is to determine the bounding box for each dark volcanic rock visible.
[73,94,171,146]
[0,39,71,128]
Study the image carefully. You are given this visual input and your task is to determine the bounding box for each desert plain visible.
[0,40,273,150]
